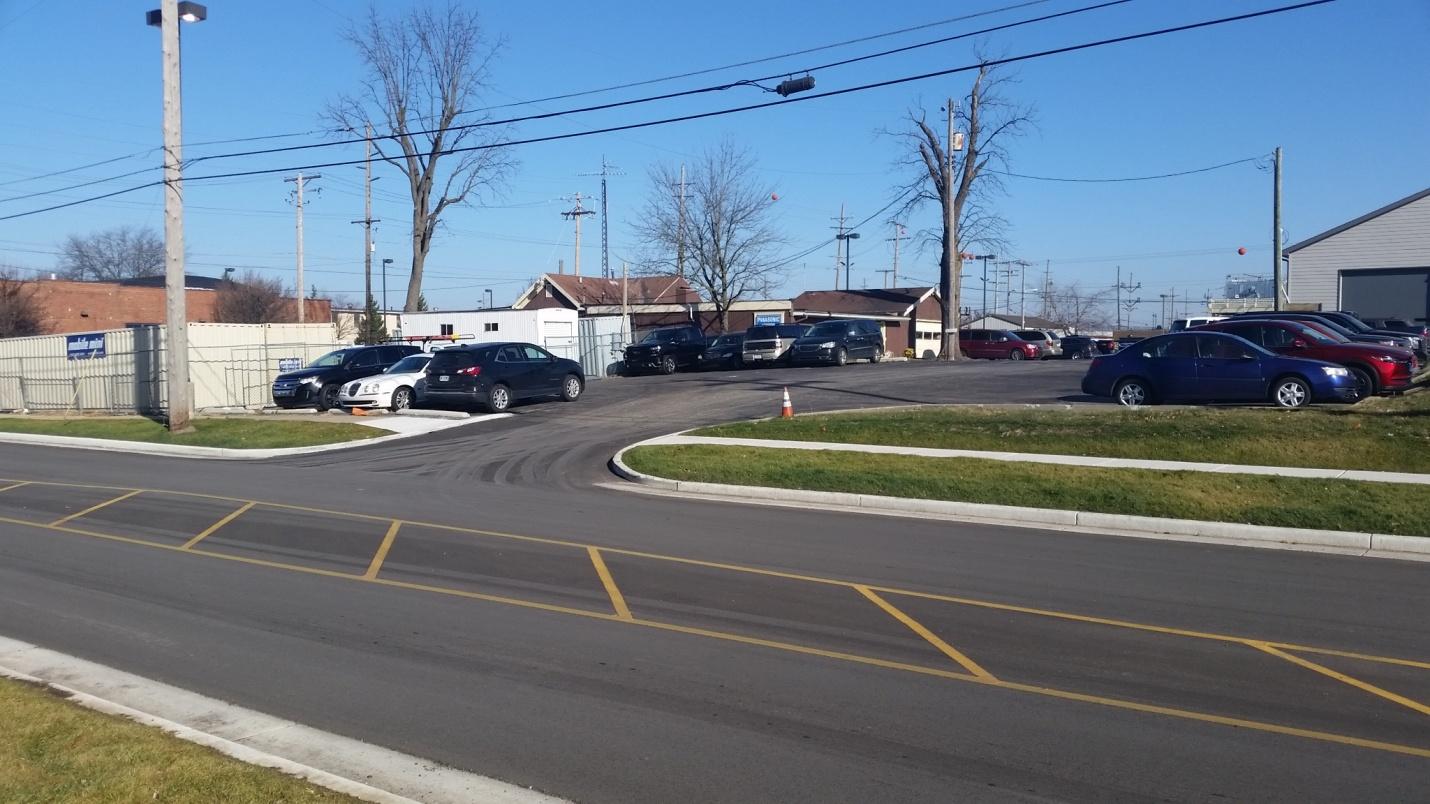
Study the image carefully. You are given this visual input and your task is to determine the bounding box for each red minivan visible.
[958,329,1042,360]
[1200,319,1417,398]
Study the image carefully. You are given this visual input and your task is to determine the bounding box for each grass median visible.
[695,390,1430,473]
[624,444,1427,537]
[0,416,380,449]
[0,676,357,803]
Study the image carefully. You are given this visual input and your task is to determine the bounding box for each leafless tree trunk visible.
[212,271,293,324]
[894,62,1032,359]
[0,269,43,338]
[328,2,515,312]
[633,142,785,333]
[58,226,164,281]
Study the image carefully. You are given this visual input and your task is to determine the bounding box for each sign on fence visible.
[65,333,106,360]
[277,357,302,372]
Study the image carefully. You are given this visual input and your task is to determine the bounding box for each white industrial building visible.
[397,307,578,347]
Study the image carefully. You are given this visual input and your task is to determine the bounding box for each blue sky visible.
[0,0,1426,325]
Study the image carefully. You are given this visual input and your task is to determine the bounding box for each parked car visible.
[1169,316,1226,331]
[1080,331,1357,408]
[417,342,583,412]
[742,324,809,365]
[958,329,1041,360]
[1362,317,1430,341]
[1200,319,1417,398]
[697,333,745,370]
[338,353,431,411]
[272,344,422,411]
[1230,312,1418,353]
[790,319,884,366]
[1094,338,1118,354]
[1055,335,1101,360]
[623,325,707,375]
[1013,330,1062,358]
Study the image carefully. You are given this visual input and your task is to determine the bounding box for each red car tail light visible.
[456,366,481,376]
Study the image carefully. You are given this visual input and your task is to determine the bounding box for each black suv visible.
[272,344,421,410]
[623,325,707,375]
[418,342,584,412]
[790,319,884,366]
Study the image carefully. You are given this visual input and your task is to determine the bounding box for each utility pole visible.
[831,204,848,290]
[886,221,907,288]
[158,0,193,432]
[621,261,630,347]
[284,172,319,323]
[877,269,896,289]
[1159,292,1174,328]
[351,124,380,343]
[561,193,595,277]
[1272,146,1284,311]
[1115,266,1142,331]
[1018,261,1027,327]
[1042,259,1052,317]
[943,96,962,360]
[999,262,1017,316]
[582,157,623,278]
[675,164,688,278]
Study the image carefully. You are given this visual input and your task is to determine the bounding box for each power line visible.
[995,155,1263,182]
[0,0,1336,223]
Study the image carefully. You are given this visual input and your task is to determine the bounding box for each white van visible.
[1170,316,1226,332]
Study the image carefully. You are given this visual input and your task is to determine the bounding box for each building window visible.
[439,323,454,336]
[484,322,499,332]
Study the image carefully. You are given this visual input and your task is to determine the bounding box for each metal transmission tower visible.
[1114,266,1142,331]
[283,172,320,323]
[561,193,596,277]
[581,157,624,278]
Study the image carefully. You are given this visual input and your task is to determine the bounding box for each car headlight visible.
[818,341,836,349]
[302,376,324,386]
[1322,366,1349,377]
[1369,354,1395,363]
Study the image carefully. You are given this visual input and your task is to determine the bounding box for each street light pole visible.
[485,288,494,310]
[147,0,205,433]
[381,258,393,315]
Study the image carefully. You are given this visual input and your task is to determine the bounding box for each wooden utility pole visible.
[676,164,687,278]
[886,221,906,288]
[831,203,848,290]
[941,97,961,361]
[285,172,319,323]
[562,193,595,277]
[158,0,193,431]
[351,124,380,342]
[1272,146,1283,311]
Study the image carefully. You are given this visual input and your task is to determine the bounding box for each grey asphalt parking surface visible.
[0,358,1426,802]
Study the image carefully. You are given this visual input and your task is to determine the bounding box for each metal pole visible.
[1019,262,1026,327]
[160,0,191,432]
[363,123,373,341]
[1116,265,1122,332]
[981,256,988,320]
[1273,146,1283,311]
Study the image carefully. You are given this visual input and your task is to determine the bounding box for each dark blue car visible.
[1080,332,1358,408]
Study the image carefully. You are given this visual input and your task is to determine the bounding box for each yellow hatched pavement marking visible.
[1250,641,1430,718]
[364,521,403,579]
[181,501,255,550]
[856,585,996,680]
[49,489,143,526]
[588,547,632,620]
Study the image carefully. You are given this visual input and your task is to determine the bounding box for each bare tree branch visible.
[212,271,293,324]
[57,226,164,281]
[0,268,42,338]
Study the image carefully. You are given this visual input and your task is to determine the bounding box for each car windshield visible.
[387,355,430,373]
[746,326,779,339]
[805,322,847,337]
[709,335,741,348]
[1014,331,1045,340]
[1293,324,1336,344]
[1334,315,1372,332]
[640,329,683,344]
[308,350,354,368]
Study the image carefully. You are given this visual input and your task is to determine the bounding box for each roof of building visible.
[115,273,227,290]
[513,273,701,310]
[790,287,937,318]
[1285,186,1430,254]
[967,313,1064,330]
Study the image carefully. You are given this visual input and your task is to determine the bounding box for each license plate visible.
[273,389,294,397]
[748,355,763,360]
[439,375,450,382]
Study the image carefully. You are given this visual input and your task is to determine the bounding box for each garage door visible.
[1340,267,1430,323]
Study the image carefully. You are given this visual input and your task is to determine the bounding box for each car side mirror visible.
[996,336,1008,343]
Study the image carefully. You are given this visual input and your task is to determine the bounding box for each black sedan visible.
[417,342,584,413]
[1054,335,1100,360]
[697,333,744,370]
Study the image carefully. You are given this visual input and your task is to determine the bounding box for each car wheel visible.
[1009,349,1025,361]
[660,356,677,375]
[389,386,413,412]
[871,349,883,364]
[1271,376,1311,409]
[833,347,848,366]
[486,383,512,412]
[316,383,340,411]
[1070,351,1085,360]
[560,374,583,402]
[1114,378,1151,407]
[1348,366,1376,400]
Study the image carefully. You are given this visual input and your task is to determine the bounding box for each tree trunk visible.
[406,209,427,312]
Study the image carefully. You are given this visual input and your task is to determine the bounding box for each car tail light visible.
[456,366,481,376]
[1090,357,1103,369]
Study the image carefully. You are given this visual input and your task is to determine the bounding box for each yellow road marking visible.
[0,480,31,493]
[856,585,996,680]
[1250,641,1430,718]
[0,510,1427,759]
[48,489,143,527]
[181,501,255,550]
[588,547,632,620]
[0,475,1425,672]
[364,520,403,579]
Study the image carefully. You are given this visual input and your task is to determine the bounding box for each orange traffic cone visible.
[781,387,794,419]
[350,407,367,416]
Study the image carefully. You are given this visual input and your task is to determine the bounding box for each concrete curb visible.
[0,637,563,803]
[611,439,1430,562]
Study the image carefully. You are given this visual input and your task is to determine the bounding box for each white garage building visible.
[397,307,578,352]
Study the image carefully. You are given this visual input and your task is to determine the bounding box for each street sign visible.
[65,333,106,360]
[277,357,301,372]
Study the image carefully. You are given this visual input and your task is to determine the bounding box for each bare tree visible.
[327,2,515,312]
[634,142,785,332]
[212,271,293,324]
[1043,282,1114,333]
[0,269,43,338]
[894,62,1033,359]
[58,226,164,281]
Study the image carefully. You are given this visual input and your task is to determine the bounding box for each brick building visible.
[791,287,943,356]
[22,275,329,336]
[511,272,790,334]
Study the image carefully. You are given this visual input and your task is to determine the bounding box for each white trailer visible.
[396,308,580,360]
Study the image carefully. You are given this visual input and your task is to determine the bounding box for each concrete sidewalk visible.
[647,434,1430,486]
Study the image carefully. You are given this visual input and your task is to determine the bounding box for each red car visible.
[1200,319,1417,398]
[958,329,1042,360]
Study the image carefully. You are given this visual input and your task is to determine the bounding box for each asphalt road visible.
[0,358,1426,803]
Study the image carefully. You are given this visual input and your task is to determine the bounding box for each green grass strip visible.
[695,391,1430,473]
[626,444,1427,537]
[0,417,380,449]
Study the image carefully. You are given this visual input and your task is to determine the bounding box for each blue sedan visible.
[1080,332,1359,408]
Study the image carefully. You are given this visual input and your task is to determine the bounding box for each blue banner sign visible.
[65,333,106,360]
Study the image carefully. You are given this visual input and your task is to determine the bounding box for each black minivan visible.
[419,342,585,412]
[272,344,422,410]
[790,319,884,366]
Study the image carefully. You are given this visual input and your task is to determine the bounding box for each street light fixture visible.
[836,231,860,291]
[381,258,393,314]
[146,0,205,432]
[485,288,494,310]
[970,254,996,319]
